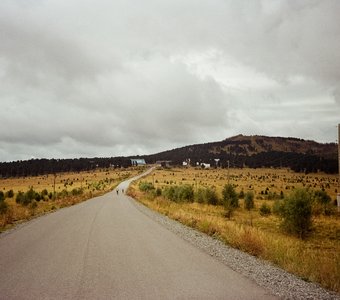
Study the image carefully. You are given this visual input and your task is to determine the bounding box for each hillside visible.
[0,135,338,177]
[144,135,338,174]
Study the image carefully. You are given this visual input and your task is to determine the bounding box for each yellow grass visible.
[129,167,340,293]
[0,167,143,231]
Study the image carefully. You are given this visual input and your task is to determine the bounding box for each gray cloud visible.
[0,0,339,162]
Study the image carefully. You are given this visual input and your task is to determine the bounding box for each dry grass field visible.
[128,167,340,293]
[0,167,143,232]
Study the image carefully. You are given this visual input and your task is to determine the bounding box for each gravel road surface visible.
[0,170,338,299]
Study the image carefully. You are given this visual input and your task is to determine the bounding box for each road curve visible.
[0,169,277,300]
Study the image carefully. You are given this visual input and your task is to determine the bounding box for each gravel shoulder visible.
[129,195,340,300]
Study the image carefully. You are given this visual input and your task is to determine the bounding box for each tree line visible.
[0,157,132,178]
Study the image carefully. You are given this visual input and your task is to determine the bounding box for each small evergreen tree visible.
[281,189,312,239]
[205,187,219,206]
[5,189,14,198]
[0,200,7,214]
[244,191,254,210]
[222,184,238,218]
[259,203,271,216]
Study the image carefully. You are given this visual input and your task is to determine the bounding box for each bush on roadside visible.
[196,188,206,204]
[155,188,162,197]
[163,186,176,201]
[222,184,238,218]
[259,203,271,216]
[71,188,84,196]
[281,188,312,239]
[205,187,219,205]
[0,199,8,214]
[5,190,14,198]
[272,199,284,216]
[16,188,40,206]
[0,191,4,202]
[196,187,219,205]
[163,185,194,203]
[312,190,334,216]
[58,189,69,198]
[139,181,155,192]
[244,191,254,210]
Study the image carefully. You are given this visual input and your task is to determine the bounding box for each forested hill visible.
[0,135,338,177]
[0,157,132,178]
[144,135,338,174]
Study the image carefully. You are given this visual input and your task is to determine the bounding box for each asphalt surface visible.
[0,171,278,299]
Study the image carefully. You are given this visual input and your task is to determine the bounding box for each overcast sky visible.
[1,0,339,162]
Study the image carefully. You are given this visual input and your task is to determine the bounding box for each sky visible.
[1,0,339,162]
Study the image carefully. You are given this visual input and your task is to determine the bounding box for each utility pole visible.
[227,160,230,185]
[53,173,56,200]
[337,124,340,211]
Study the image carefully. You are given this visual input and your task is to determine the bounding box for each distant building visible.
[197,162,211,168]
[131,158,146,166]
[155,160,172,167]
[183,158,191,167]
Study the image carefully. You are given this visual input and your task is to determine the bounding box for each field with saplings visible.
[128,167,340,293]
[0,167,142,232]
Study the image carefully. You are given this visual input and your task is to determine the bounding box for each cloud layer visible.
[1,0,339,161]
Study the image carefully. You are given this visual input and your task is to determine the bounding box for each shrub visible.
[163,186,176,201]
[155,188,162,197]
[16,191,25,204]
[71,188,83,196]
[222,184,238,218]
[5,189,14,198]
[16,189,38,206]
[0,200,8,214]
[244,191,254,210]
[196,188,206,204]
[312,190,333,216]
[313,190,331,205]
[259,203,271,216]
[139,181,155,192]
[272,200,284,216]
[0,191,4,202]
[175,185,194,202]
[205,187,219,205]
[26,187,36,202]
[163,185,194,203]
[58,189,68,198]
[222,184,238,208]
[281,188,312,239]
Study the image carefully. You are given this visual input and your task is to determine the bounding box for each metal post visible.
[337,124,340,211]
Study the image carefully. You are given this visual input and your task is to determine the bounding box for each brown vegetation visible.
[128,167,340,293]
[0,167,142,232]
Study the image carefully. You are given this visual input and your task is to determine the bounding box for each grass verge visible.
[128,182,340,293]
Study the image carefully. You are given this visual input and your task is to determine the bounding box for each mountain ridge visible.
[0,134,338,177]
[144,134,337,173]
